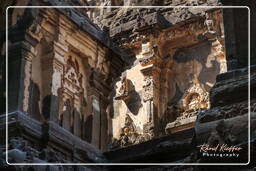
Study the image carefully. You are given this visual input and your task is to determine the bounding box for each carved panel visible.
[142,75,154,102]
[181,82,209,111]
[111,114,154,149]
[59,56,85,135]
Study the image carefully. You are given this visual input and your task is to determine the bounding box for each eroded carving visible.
[142,75,154,102]
[165,80,210,134]
[181,81,209,111]
[115,75,130,101]
[5,137,65,163]
[111,114,138,148]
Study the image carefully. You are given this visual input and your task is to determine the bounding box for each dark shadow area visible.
[168,83,183,105]
[84,115,93,143]
[173,41,218,92]
[0,46,5,114]
[124,80,142,115]
[42,95,51,120]
[29,80,41,121]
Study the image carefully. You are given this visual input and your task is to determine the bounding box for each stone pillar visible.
[152,67,161,136]
[140,68,154,122]
[222,8,238,70]
[91,95,101,149]
[139,55,161,136]
[49,41,66,123]
[40,52,54,121]
[210,0,255,108]
[100,96,108,151]
[8,37,37,113]
[20,48,34,113]
[221,0,254,69]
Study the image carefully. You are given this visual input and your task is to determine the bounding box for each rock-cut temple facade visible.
[0,0,255,170]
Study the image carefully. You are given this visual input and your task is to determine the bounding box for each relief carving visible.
[165,80,210,134]
[59,56,85,135]
[211,39,226,73]
[203,12,217,39]
[142,75,154,102]
[6,137,65,163]
[111,114,154,149]
[111,114,138,148]
[181,81,209,112]
[115,75,130,101]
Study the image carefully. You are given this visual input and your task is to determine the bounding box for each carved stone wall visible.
[3,2,127,159]
[24,7,125,152]
[110,8,226,144]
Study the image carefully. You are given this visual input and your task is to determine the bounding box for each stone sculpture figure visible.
[203,13,216,39]
[112,114,138,148]
[115,75,130,100]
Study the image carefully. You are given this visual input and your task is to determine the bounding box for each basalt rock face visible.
[106,68,255,169]
[0,0,255,170]
[210,66,256,108]
[193,66,256,164]
[93,0,221,51]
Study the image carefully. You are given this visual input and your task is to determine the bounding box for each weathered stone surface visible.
[195,113,253,146]
[104,128,194,163]
[197,99,255,124]
[0,112,106,164]
[194,113,254,164]
[210,66,256,108]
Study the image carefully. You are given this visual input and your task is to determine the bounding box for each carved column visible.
[91,95,101,149]
[8,37,37,113]
[50,41,66,123]
[152,66,161,136]
[138,41,161,136]
[141,68,154,123]
[40,49,54,121]
[21,48,35,113]
[221,0,253,69]
[100,95,109,152]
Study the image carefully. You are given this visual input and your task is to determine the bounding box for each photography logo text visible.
[197,143,242,158]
